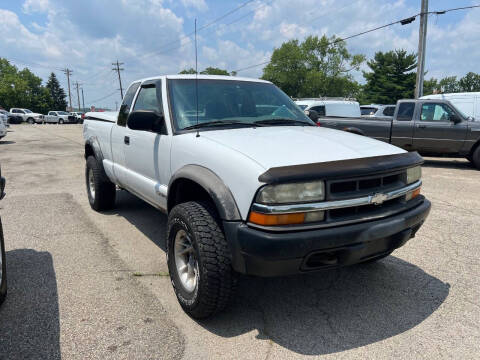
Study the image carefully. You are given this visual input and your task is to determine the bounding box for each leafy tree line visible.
[0,58,67,114]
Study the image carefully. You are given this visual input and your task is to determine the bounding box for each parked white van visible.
[421,92,480,121]
[295,98,361,118]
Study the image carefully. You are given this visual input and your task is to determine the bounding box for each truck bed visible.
[317,116,392,143]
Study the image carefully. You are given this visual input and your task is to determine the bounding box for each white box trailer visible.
[421,92,480,121]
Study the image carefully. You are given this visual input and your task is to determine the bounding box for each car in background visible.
[0,164,6,305]
[421,92,480,121]
[0,109,22,125]
[295,98,361,118]
[9,108,44,124]
[45,111,77,124]
[71,112,85,123]
[361,104,396,119]
[0,115,7,139]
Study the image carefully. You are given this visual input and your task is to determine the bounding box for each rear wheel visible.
[167,201,236,318]
[0,218,7,305]
[86,156,116,211]
[471,146,480,170]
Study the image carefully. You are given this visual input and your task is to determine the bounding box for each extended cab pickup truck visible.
[83,75,431,318]
[314,99,480,169]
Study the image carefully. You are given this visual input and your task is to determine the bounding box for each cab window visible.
[310,105,326,116]
[396,102,415,121]
[132,84,163,113]
[117,82,141,127]
[420,103,454,122]
[383,106,395,117]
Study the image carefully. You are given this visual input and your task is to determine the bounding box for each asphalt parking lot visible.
[0,125,479,359]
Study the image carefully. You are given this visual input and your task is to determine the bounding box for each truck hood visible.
[200,126,405,169]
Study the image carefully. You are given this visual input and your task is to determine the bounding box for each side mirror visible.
[450,114,462,124]
[127,110,166,134]
[305,109,319,122]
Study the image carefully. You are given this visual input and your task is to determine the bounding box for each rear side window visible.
[396,102,415,121]
[361,107,377,115]
[310,105,326,116]
[117,82,141,127]
[383,106,395,116]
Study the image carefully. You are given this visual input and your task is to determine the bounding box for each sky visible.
[0,0,479,110]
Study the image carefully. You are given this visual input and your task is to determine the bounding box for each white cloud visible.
[22,0,50,14]
[180,0,208,12]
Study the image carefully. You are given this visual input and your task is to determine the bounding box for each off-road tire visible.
[167,201,236,319]
[0,219,7,305]
[471,146,480,170]
[86,156,116,211]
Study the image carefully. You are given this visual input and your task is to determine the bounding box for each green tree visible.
[458,72,480,92]
[0,58,53,113]
[362,50,417,104]
[200,67,229,75]
[46,72,67,110]
[179,67,230,75]
[423,78,439,95]
[438,76,459,93]
[179,68,197,74]
[261,35,365,98]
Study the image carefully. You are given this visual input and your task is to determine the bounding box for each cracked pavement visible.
[0,125,479,359]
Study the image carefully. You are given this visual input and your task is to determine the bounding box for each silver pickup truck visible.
[311,99,480,169]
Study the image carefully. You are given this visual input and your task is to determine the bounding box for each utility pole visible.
[62,68,73,110]
[414,0,428,98]
[74,81,82,112]
[81,88,85,112]
[112,60,124,100]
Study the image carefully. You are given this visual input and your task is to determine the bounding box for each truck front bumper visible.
[223,199,431,277]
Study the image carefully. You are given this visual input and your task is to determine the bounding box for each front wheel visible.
[58,119,64,124]
[86,156,116,211]
[167,201,236,318]
[0,218,7,305]
[27,117,35,124]
[471,146,480,170]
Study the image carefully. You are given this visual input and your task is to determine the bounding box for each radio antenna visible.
[195,18,200,138]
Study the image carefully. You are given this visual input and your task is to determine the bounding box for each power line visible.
[88,90,119,104]
[140,0,258,60]
[233,3,480,73]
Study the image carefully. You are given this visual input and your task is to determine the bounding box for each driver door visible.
[122,80,171,208]
[413,102,467,153]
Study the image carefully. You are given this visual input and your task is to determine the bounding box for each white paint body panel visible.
[84,75,406,220]
[421,92,480,121]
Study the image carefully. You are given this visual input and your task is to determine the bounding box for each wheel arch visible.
[84,136,104,162]
[168,165,241,221]
[342,127,365,136]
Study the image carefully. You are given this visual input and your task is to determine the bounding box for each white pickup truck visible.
[83,75,431,318]
[45,111,77,124]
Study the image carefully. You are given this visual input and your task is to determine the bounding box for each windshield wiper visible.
[254,118,314,126]
[183,120,260,130]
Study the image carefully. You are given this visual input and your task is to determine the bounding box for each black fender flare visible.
[168,165,241,221]
[84,136,104,162]
[342,127,365,136]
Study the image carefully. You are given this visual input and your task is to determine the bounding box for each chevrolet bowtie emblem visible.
[371,193,388,205]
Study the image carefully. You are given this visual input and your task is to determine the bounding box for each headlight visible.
[407,166,422,184]
[256,181,325,204]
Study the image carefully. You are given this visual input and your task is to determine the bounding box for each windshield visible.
[58,111,70,115]
[24,109,32,113]
[168,79,313,131]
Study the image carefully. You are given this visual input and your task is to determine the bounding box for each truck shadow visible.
[0,249,61,359]
[422,158,474,170]
[113,191,449,356]
[0,141,16,145]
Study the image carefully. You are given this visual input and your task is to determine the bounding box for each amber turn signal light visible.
[249,211,305,226]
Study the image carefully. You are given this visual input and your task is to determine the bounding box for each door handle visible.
[417,125,426,129]
[124,136,130,145]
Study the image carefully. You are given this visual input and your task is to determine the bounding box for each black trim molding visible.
[258,152,424,184]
